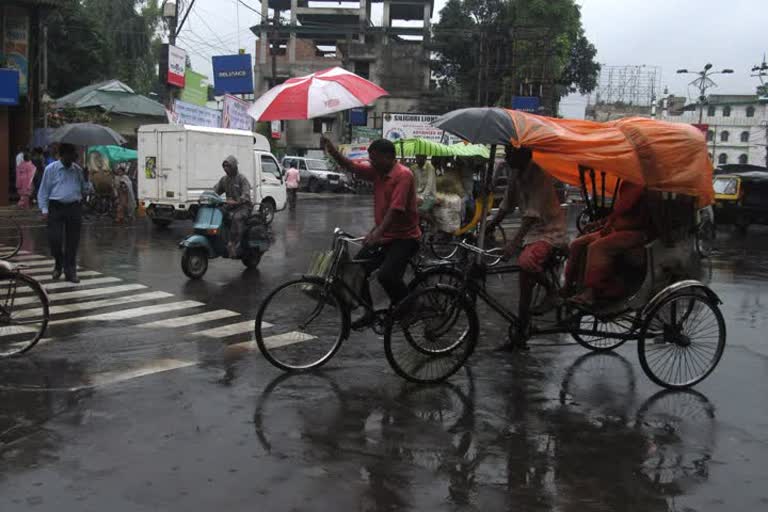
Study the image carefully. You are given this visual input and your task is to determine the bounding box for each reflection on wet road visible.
[1,195,767,511]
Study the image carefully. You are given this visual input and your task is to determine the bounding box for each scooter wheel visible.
[241,250,262,269]
[182,248,208,279]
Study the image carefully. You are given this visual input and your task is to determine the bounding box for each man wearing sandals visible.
[486,147,568,350]
[321,136,421,329]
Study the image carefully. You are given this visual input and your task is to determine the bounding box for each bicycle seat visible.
[0,260,16,273]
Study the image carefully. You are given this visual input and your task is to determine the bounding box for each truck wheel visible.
[309,178,323,193]
[260,201,276,225]
[241,250,262,269]
[152,219,172,228]
[182,248,208,279]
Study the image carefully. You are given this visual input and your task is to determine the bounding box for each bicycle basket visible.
[306,250,335,279]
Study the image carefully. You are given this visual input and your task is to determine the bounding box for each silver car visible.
[281,156,350,193]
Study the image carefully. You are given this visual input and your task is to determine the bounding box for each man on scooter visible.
[214,155,253,258]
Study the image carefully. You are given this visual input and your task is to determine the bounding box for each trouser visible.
[227,205,251,252]
[48,200,82,274]
[287,188,298,209]
[17,194,30,209]
[565,231,602,289]
[115,191,132,223]
[583,230,647,298]
[355,238,420,306]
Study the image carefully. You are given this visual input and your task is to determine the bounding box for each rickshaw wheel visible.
[576,209,592,235]
[638,292,726,389]
[570,310,638,352]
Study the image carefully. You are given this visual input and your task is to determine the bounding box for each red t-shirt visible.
[350,160,422,242]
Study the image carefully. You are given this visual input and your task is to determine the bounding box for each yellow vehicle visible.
[713,171,768,232]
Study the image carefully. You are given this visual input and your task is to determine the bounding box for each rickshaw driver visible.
[486,147,569,350]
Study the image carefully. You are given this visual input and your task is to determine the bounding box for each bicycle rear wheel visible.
[384,285,478,383]
[0,272,49,357]
[255,277,348,371]
[0,218,23,260]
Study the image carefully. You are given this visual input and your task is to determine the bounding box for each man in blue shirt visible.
[37,143,87,283]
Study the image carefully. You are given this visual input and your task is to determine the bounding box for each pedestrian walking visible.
[37,143,87,283]
[285,160,300,210]
[15,152,36,209]
[113,164,137,223]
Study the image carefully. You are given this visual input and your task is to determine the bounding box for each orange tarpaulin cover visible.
[504,111,714,205]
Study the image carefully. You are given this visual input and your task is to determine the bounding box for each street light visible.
[677,64,734,124]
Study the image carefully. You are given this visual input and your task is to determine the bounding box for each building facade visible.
[658,94,768,167]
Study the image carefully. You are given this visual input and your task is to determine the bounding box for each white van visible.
[137,125,287,226]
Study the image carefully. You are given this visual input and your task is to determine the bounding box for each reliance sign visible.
[212,54,254,95]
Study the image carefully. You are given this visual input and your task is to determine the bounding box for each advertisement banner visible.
[3,12,29,96]
[180,69,208,107]
[212,54,254,95]
[382,113,458,144]
[167,45,187,87]
[222,94,252,131]
[0,68,20,106]
[270,120,281,139]
[351,126,380,144]
[174,99,221,128]
[511,96,541,113]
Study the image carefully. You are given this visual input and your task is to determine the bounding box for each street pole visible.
[42,24,48,129]
[676,64,733,126]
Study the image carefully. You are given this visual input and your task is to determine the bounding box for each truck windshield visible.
[713,177,738,195]
[306,159,330,171]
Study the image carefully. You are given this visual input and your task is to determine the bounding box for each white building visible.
[658,94,768,167]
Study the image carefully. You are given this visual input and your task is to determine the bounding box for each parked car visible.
[138,125,286,227]
[281,156,350,193]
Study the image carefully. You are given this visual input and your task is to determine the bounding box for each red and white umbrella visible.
[247,67,388,121]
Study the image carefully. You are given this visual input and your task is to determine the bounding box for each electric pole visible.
[676,64,734,124]
[751,57,768,167]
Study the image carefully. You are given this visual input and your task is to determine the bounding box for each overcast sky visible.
[179,0,766,117]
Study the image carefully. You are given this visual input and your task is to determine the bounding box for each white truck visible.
[137,125,287,227]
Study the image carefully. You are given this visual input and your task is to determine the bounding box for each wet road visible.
[1,194,767,511]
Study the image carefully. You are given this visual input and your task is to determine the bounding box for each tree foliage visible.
[47,0,163,97]
[432,0,600,114]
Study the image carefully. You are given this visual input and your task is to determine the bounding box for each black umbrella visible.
[50,123,127,146]
[431,107,517,145]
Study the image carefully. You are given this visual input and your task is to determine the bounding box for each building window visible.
[707,105,716,117]
[313,118,334,133]
[723,105,731,117]
[706,130,714,142]
[741,131,750,143]
[739,154,748,164]
[746,106,755,118]
[718,153,728,164]
[720,131,730,142]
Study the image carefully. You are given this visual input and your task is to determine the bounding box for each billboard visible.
[511,96,540,113]
[163,44,186,87]
[180,69,208,107]
[3,11,29,95]
[0,68,20,106]
[222,94,252,131]
[382,113,458,144]
[174,99,221,128]
[212,54,254,95]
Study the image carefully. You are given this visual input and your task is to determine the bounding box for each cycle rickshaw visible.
[408,108,725,389]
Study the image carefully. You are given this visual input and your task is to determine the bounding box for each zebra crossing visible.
[1,245,311,389]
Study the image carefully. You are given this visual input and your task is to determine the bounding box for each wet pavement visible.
[1,194,768,511]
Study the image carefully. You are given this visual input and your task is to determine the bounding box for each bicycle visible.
[255,228,479,383]
[0,261,50,358]
[0,217,24,260]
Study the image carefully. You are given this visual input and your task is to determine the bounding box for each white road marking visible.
[0,324,39,336]
[6,276,122,295]
[193,320,271,339]
[43,283,145,303]
[78,359,198,389]
[226,331,317,352]
[5,259,56,268]
[52,300,204,324]
[8,254,47,261]
[15,266,83,276]
[15,291,173,319]
[5,270,102,287]
[143,309,240,328]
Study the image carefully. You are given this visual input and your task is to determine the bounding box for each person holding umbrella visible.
[37,143,88,283]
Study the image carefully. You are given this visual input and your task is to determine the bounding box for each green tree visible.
[47,0,163,97]
[432,0,600,115]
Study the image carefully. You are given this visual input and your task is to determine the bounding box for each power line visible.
[191,9,232,51]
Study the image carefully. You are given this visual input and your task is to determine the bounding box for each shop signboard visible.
[0,68,20,106]
[382,113,458,144]
[222,94,252,131]
[212,54,254,95]
[510,96,541,113]
[174,99,221,128]
[166,44,187,87]
[180,69,208,107]
[3,11,29,95]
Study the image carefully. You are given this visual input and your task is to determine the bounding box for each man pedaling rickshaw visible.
[486,147,568,351]
[564,179,654,304]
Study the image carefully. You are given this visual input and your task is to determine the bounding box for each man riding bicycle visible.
[322,136,421,328]
[486,147,568,350]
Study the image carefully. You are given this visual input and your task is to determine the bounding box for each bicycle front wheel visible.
[0,272,49,357]
[255,277,348,372]
[384,285,478,383]
[0,218,23,260]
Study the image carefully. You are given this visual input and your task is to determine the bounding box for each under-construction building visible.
[586,65,662,121]
[250,0,433,151]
